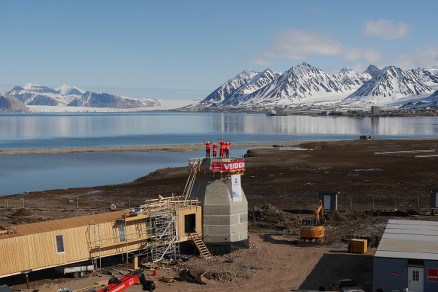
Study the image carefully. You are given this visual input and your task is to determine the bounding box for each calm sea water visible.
[1,112,437,196]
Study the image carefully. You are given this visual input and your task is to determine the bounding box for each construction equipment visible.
[94,270,156,292]
[300,200,325,242]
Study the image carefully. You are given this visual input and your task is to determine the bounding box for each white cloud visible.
[363,20,410,40]
[261,29,342,60]
[342,47,383,64]
[398,47,438,69]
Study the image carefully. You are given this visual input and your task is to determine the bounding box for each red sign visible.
[211,160,245,172]
[427,268,438,282]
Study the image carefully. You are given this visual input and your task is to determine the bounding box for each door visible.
[324,195,331,210]
[436,193,438,208]
[184,214,196,233]
[408,266,424,292]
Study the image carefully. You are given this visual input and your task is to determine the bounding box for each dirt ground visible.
[1,138,438,291]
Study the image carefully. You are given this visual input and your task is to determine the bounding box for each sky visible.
[1,0,438,100]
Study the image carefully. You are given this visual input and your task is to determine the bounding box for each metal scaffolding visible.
[144,210,179,263]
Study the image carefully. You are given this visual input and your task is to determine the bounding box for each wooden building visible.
[0,197,202,279]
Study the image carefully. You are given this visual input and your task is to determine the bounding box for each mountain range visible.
[0,84,160,112]
[190,63,438,111]
[3,62,438,113]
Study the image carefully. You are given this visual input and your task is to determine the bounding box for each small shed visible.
[373,219,438,292]
[318,191,338,211]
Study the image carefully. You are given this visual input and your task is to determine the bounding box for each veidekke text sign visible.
[211,160,245,172]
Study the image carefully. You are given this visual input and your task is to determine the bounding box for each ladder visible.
[189,232,211,259]
[182,160,200,202]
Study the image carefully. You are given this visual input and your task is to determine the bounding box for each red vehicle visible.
[95,270,156,292]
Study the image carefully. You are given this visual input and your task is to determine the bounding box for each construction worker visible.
[314,200,324,224]
[212,143,218,158]
[204,141,212,158]
[219,139,225,158]
[225,141,230,158]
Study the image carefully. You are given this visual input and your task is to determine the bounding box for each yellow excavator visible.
[300,200,325,242]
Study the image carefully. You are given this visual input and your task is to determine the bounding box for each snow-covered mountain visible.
[8,84,62,106]
[408,68,438,85]
[68,91,158,108]
[203,69,281,106]
[332,67,373,90]
[201,70,260,104]
[56,85,85,97]
[191,63,438,111]
[0,93,28,112]
[196,63,358,108]
[4,83,161,111]
[246,63,348,103]
[346,66,432,104]
[233,69,281,96]
[364,65,380,79]
[402,89,438,109]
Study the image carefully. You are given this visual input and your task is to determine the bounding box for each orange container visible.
[348,239,368,253]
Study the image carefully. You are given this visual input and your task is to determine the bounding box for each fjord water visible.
[1,112,437,196]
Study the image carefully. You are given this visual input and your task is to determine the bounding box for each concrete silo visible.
[188,157,248,255]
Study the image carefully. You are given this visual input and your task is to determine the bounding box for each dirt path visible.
[23,232,373,292]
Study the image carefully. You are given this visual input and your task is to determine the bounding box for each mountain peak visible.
[23,83,59,94]
[347,65,432,103]
[200,70,261,104]
[56,85,85,96]
[364,65,380,78]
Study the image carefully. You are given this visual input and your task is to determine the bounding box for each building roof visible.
[0,210,127,238]
[375,219,438,260]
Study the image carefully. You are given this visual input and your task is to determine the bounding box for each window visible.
[56,235,65,253]
[412,270,419,281]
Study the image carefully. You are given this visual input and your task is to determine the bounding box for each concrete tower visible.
[189,157,248,255]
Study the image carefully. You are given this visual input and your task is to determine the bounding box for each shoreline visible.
[0,141,303,155]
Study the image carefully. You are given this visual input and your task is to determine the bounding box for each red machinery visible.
[95,270,155,292]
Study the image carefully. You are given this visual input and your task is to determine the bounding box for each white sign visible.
[231,175,242,202]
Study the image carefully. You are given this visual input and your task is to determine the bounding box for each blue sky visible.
[1,0,437,100]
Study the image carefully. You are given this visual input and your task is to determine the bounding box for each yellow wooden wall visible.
[0,206,202,278]
[177,206,202,242]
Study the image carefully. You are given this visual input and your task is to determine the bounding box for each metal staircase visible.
[189,232,211,259]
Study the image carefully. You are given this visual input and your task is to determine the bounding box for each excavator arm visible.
[94,270,155,292]
[314,200,324,224]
